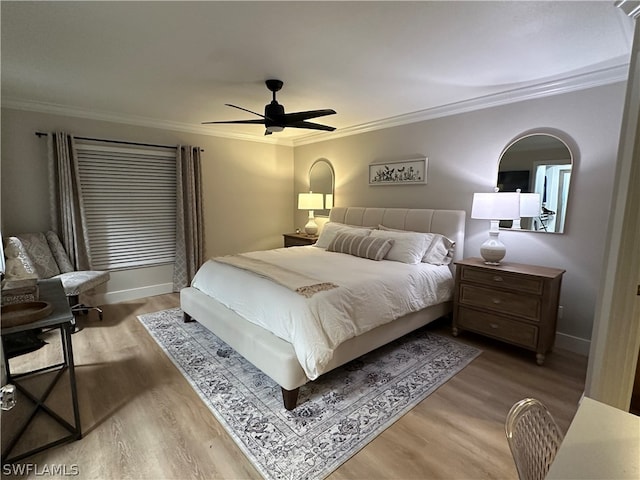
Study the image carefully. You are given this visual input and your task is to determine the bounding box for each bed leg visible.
[282,387,300,411]
[183,312,195,323]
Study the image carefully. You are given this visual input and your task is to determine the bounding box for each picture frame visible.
[369,157,427,186]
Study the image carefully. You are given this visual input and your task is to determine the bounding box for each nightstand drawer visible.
[457,308,538,349]
[460,267,543,295]
[285,237,314,247]
[459,284,542,321]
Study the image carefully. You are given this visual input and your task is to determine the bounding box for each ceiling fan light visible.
[266,125,284,133]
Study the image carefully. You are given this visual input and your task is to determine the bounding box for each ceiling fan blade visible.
[288,120,336,132]
[283,109,337,123]
[201,119,266,125]
[225,104,266,119]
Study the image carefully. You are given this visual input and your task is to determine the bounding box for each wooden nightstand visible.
[452,257,565,365]
[283,232,317,247]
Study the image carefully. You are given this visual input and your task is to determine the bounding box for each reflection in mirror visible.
[309,159,335,217]
[498,133,573,233]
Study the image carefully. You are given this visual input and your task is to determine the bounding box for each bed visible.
[180,207,466,409]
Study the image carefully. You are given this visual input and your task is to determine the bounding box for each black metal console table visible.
[1,279,82,464]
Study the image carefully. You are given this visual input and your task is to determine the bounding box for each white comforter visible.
[191,246,453,380]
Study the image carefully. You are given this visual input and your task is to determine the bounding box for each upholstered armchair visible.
[3,231,110,319]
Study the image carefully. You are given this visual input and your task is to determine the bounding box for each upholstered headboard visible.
[329,207,466,265]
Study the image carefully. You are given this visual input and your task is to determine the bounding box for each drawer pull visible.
[493,276,504,282]
[489,323,499,329]
[492,298,502,304]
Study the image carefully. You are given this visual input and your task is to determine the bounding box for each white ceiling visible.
[1,1,634,145]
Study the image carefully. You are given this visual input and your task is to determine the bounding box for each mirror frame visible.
[498,131,574,234]
[308,158,335,218]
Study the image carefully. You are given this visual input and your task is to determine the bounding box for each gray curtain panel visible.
[174,145,204,291]
[47,132,92,270]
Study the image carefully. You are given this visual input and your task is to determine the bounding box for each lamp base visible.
[304,215,318,235]
[479,232,506,265]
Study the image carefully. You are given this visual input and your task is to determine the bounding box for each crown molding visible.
[616,0,640,18]
[0,98,295,147]
[2,63,628,149]
[292,63,629,146]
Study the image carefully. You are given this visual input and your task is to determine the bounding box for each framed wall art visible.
[369,157,427,186]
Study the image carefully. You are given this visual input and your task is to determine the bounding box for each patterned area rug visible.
[138,308,481,480]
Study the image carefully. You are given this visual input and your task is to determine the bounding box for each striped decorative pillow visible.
[327,232,394,261]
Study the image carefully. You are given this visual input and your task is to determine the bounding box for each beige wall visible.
[1,108,294,301]
[294,83,627,352]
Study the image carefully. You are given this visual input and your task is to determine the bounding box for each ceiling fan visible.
[202,79,336,135]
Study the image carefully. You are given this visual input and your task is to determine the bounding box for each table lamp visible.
[325,194,333,210]
[513,192,541,229]
[297,192,323,235]
[471,188,520,264]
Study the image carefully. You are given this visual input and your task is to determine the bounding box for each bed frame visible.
[180,207,466,410]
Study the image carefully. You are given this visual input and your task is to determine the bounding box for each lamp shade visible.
[298,192,323,210]
[471,192,520,220]
[325,194,333,209]
[519,193,541,218]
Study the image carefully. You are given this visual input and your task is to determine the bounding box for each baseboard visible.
[95,283,174,305]
[555,331,591,357]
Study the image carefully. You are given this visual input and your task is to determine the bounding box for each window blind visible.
[75,142,177,270]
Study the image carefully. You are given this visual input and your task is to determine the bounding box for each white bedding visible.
[191,246,453,380]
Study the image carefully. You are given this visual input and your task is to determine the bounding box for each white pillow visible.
[377,224,455,265]
[422,233,456,265]
[369,229,429,264]
[314,222,372,249]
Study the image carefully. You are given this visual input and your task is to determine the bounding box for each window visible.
[75,141,176,270]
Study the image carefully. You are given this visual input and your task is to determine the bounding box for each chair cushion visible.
[15,232,60,279]
[54,270,110,296]
[45,231,75,273]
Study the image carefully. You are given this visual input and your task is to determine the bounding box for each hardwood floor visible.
[1,294,587,479]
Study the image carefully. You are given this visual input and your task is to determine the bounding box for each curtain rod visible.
[34,131,203,151]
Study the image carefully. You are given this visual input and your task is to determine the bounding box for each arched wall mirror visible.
[308,159,335,217]
[498,133,573,233]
